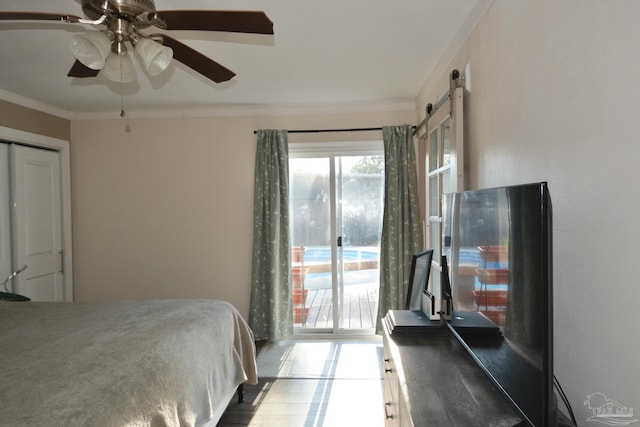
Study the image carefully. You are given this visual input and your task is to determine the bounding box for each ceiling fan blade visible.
[68,60,100,78]
[153,35,236,83]
[0,12,81,23]
[153,10,273,35]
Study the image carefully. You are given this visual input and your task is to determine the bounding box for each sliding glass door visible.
[289,142,383,335]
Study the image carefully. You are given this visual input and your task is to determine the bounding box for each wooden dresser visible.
[382,311,524,426]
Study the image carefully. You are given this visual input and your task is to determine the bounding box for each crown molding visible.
[0,87,415,121]
[67,99,417,120]
[0,89,73,120]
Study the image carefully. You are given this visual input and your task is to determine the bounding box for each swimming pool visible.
[300,246,379,263]
[294,246,380,290]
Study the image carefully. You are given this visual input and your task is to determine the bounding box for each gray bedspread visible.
[0,299,257,427]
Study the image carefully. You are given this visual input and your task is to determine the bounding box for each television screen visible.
[443,182,554,426]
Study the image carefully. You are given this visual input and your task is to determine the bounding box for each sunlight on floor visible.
[245,378,384,426]
[256,339,383,379]
[225,338,385,426]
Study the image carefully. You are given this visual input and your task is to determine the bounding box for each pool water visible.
[301,246,379,262]
[295,246,380,290]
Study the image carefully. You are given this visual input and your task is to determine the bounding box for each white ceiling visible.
[0,0,485,118]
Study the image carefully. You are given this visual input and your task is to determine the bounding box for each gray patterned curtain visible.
[249,129,292,341]
[376,125,423,332]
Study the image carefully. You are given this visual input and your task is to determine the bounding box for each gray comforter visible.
[0,299,257,427]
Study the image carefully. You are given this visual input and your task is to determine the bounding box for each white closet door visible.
[11,145,64,301]
[0,144,10,287]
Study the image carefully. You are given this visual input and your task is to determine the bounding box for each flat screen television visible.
[442,182,555,426]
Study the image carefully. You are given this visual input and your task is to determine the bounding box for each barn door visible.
[424,81,464,319]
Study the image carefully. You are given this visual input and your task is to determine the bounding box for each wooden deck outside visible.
[294,281,379,330]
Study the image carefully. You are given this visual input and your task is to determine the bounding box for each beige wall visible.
[69,108,414,319]
[417,0,640,423]
[0,100,69,141]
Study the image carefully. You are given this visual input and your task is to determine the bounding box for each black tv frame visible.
[443,182,555,426]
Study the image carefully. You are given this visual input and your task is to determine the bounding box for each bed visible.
[0,299,257,427]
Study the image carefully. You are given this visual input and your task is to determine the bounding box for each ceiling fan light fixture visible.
[70,32,111,70]
[103,52,136,83]
[135,38,173,76]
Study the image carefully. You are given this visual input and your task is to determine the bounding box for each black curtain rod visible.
[253,126,416,134]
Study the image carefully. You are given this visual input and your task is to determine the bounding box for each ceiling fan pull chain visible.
[120,62,126,118]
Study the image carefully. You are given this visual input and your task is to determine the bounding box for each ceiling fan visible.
[0,0,274,84]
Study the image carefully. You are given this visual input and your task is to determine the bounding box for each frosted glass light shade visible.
[102,52,136,83]
[70,32,111,70]
[135,38,173,76]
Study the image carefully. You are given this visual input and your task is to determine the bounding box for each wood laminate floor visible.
[218,339,384,427]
